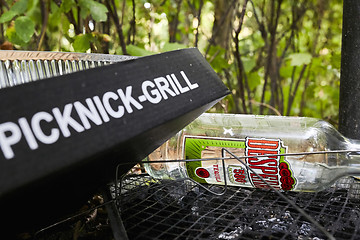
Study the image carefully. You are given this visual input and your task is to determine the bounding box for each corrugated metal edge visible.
[0,50,136,62]
[0,51,138,89]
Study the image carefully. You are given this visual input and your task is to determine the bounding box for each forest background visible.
[0,0,343,126]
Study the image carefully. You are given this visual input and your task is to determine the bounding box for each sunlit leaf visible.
[207,46,229,72]
[0,11,17,23]
[79,0,108,22]
[49,2,61,30]
[162,42,187,52]
[6,27,27,46]
[61,16,71,34]
[11,0,28,14]
[80,7,89,20]
[126,45,156,56]
[73,34,93,52]
[330,53,341,69]
[15,16,35,43]
[242,58,256,73]
[288,53,312,66]
[247,72,261,90]
[89,1,108,22]
[61,0,75,13]
[27,4,42,25]
[280,64,294,78]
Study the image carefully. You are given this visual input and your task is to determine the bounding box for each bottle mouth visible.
[345,151,360,179]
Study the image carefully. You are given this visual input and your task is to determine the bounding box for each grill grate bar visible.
[114,174,360,240]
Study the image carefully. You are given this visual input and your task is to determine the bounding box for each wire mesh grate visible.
[114,174,360,240]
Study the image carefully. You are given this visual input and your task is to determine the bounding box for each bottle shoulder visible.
[312,120,349,150]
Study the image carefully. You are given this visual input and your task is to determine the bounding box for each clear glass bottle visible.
[144,113,360,192]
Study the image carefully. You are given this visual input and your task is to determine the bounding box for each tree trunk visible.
[211,0,238,51]
[168,0,183,42]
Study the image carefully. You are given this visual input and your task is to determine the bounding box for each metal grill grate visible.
[114,174,360,240]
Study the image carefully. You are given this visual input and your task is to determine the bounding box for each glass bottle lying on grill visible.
[143,113,360,192]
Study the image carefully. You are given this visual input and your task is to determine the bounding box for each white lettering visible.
[180,71,199,90]
[117,86,143,113]
[166,75,180,95]
[18,117,38,150]
[74,98,103,130]
[102,91,124,118]
[0,71,200,160]
[31,112,60,144]
[93,96,110,122]
[0,122,22,159]
[171,73,190,93]
[142,80,162,104]
[52,104,85,137]
[154,77,176,100]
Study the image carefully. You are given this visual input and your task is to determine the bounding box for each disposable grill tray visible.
[115,174,360,240]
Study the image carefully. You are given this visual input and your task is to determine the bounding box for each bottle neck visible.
[342,138,360,175]
[347,138,360,149]
[346,138,360,158]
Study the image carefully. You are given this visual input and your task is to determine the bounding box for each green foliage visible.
[331,53,341,69]
[78,0,108,22]
[6,27,27,46]
[247,72,261,91]
[126,45,155,56]
[15,16,35,43]
[0,0,343,122]
[73,33,93,52]
[0,11,18,23]
[11,0,29,14]
[242,58,256,73]
[0,0,28,23]
[207,46,230,73]
[162,42,187,52]
[61,0,75,13]
[288,53,312,66]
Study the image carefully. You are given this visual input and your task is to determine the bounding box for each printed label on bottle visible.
[184,136,296,191]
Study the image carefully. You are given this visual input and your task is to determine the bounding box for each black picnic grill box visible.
[2,1,360,239]
[0,48,230,237]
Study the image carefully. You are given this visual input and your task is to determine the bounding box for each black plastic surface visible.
[0,48,229,235]
[339,0,360,139]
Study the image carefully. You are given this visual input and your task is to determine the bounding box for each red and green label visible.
[184,136,296,191]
